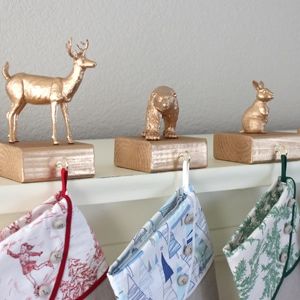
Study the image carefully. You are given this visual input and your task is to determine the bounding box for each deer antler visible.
[66,38,78,59]
[76,40,89,56]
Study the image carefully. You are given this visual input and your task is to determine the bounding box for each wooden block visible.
[214,132,300,164]
[0,141,95,182]
[114,136,207,172]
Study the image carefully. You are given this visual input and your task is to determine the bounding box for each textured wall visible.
[0,1,300,141]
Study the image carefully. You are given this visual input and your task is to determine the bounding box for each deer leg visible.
[7,103,21,143]
[60,102,74,144]
[13,102,26,142]
[51,101,59,145]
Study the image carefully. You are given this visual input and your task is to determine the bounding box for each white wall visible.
[1,1,300,142]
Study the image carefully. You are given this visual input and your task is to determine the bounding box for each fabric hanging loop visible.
[55,159,69,200]
[281,154,287,183]
[60,168,68,197]
[275,144,288,183]
[181,151,191,193]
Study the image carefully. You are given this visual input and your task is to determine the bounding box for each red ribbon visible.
[55,168,68,200]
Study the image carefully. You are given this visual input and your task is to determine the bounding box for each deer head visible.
[66,38,96,69]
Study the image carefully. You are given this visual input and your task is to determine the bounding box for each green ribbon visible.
[281,154,287,183]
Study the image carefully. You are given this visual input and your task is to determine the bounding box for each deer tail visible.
[2,62,11,80]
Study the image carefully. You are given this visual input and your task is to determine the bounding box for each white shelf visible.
[1,134,298,300]
[1,134,299,215]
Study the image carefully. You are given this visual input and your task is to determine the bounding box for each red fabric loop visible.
[50,168,70,299]
[49,194,73,300]
[55,168,68,200]
[60,167,68,196]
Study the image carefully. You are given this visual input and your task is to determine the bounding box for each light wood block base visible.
[214,132,300,164]
[114,136,207,172]
[0,141,95,182]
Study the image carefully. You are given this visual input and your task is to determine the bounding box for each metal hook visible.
[178,151,191,163]
[56,158,69,170]
[275,144,288,156]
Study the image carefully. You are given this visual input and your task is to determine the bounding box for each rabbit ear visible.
[252,80,259,90]
[258,81,264,88]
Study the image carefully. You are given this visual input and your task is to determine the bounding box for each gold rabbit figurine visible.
[241,80,273,133]
[2,38,96,145]
[142,86,179,141]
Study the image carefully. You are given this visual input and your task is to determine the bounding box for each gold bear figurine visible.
[142,86,179,140]
[241,80,273,134]
[2,38,96,145]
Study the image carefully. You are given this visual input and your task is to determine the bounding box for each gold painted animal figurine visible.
[2,38,96,145]
[241,80,273,133]
[142,86,179,140]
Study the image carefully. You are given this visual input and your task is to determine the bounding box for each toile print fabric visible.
[108,188,219,300]
[0,192,114,300]
[223,177,300,300]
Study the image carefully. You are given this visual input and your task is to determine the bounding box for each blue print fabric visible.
[108,188,214,300]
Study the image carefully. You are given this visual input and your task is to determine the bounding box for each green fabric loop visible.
[281,154,287,183]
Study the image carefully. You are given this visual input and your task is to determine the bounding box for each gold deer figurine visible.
[241,80,274,134]
[2,38,96,144]
[142,86,179,140]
